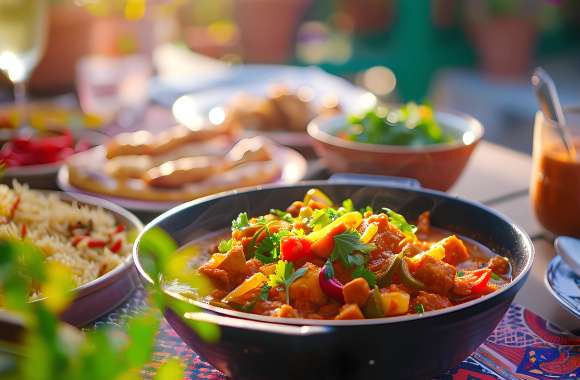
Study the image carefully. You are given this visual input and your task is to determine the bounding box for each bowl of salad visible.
[307,103,484,191]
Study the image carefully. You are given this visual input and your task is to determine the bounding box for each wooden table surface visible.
[447,141,579,332]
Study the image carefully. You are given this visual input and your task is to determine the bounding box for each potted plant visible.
[29,0,156,94]
[337,0,394,34]
[233,0,312,63]
[465,0,539,78]
[29,1,95,93]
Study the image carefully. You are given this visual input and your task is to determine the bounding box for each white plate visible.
[57,145,308,213]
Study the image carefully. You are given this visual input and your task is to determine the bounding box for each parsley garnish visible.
[218,239,233,253]
[231,212,250,231]
[352,266,377,287]
[491,272,501,281]
[457,271,464,277]
[323,260,334,279]
[254,229,290,263]
[259,284,271,301]
[382,208,417,239]
[415,303,425,314]
[331,230,376,268]
[268,260,308,305]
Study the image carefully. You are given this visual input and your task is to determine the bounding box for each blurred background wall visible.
[1,0,579,153]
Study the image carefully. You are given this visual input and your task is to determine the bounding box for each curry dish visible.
[195,189,512,320]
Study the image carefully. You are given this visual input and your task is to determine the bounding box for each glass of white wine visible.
[0,0,48,133]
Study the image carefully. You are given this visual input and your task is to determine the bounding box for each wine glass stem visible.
[13,80,32,133]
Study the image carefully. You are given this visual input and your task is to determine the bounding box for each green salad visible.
[339,103,454,146]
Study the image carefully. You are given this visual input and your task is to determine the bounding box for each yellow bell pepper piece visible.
[303,188,334,207]
[360,223,378,244]
[222,272,267,304]
[380,290,410,316]
[306,211,363,242]
[409,244,446,265]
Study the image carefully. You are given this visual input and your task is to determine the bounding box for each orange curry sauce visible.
[187,190,512,320]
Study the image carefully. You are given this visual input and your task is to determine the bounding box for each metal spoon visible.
[555,236,580,275]
[531,67,576,161]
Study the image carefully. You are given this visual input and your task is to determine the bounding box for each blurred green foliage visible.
[0,224,216,379]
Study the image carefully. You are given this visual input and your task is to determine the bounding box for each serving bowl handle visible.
[183,312,332,336]
[329,173,421,189]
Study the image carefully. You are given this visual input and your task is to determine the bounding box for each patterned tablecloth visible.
[94,289,579,380]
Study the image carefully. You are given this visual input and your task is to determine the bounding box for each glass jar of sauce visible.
[530,109,580,237]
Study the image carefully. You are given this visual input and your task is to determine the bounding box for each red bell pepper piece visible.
[280,236,312,262]
[470,269,492,294]
[87,239,107,249]
[110,239,123,253]
[310,222,347,258]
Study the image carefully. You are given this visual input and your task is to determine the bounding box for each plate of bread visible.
[58,122,307,212]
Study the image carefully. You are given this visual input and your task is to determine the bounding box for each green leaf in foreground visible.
[154,358,185,380]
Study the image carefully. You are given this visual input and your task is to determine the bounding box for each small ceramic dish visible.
[545,255,580,319]
[307,110,484,191]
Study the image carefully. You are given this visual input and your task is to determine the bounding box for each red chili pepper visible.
[280,236,312,262]
[470,269,492,294]
[310,222,347,258]
[319,266,345,303]
[113,225,125,234]
[9,196,20,219]
[21,224,27,238]
[110,239,123,253]
[87,239,107,249]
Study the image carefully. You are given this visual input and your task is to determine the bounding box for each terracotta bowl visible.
[307,111,484,191]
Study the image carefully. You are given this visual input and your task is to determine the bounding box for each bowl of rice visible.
[0,182,143,327]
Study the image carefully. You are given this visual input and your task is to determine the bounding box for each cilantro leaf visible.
[253,229,290,263]
[352,266,376,287]
[259,284,271,301]
[415,303,425,314]
[491,272,501,281]
[382,208,417,239]
[457,271,464,277]
[218,239,233,253]
[331,230,376,268]
[323,260,334,279]
[268,260,308,304]
[231,212,250,231]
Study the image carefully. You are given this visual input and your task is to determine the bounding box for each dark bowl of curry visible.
[134,177,534,380]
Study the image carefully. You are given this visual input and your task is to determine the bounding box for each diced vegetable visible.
[288,263,327,306]
[206,253,228,268]
[400,258,425,289]
[280,236,312,262]
[360,223,378,244]
[306,212,363,242]
[376,254,403,287]
[363,286,384,318]
[310,223,347,258]
[380,290,410,316]
[335,304,364,320]
[439,235,469,265]
[342,277,371,306]
[318,266,345,303]
[303,188,334,207]
[222,272,267,304]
